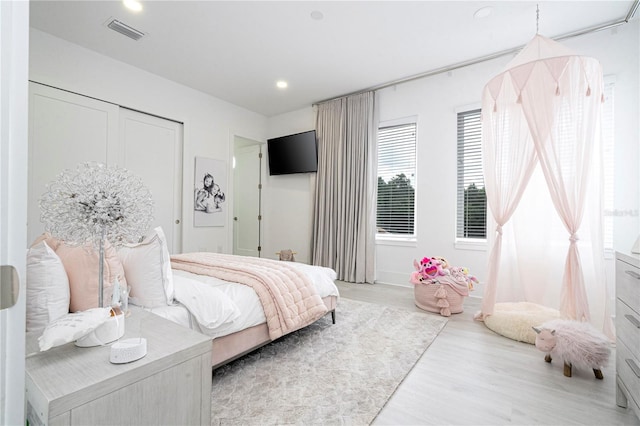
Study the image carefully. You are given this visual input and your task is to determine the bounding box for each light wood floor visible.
[335,281,640,426]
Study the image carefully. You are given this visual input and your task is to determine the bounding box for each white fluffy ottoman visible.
[483,302,560,344]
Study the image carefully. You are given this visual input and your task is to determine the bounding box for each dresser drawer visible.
[617,338,640,408]
[617,299,640,352]
[616,259,640,312]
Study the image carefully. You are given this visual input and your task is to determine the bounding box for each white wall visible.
[263,107,316,263]
[29,29,267,254]
[265,21,640,295]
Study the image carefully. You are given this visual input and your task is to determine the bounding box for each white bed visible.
[26,227,339,369]
[149,262,339,338]
[147,258,339,368]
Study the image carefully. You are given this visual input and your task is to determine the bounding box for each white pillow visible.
[26,241,70,331]
[172,274,241,331]
[118,226,174,308]
[38,307,111,351]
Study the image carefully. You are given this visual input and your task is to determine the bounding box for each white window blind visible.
[377,122,417,236]
[456,109,486,239]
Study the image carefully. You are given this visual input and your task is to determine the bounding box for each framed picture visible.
[194,157,227,227]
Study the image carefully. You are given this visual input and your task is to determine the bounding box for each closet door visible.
[28,83,118,245]
[28,83,183,252]
[118,108,183,253]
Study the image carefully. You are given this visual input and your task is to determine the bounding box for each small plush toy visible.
[433,256,449,269]
[458,266,479,290]
[532,319,611,379]
[432,256,451,275]
[410,258,427,284]
[422,257,448,278]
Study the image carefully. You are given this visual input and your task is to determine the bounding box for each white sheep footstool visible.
[532,319,611,379]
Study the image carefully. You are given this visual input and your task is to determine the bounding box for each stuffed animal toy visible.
[532,319,611,379]
[432,256,451,275]
[410,257,444,284]
[410,258,427,284]
[422,257,447,278]
[458,266,479,290]
[433,256,449,269]
[412,257,436,278]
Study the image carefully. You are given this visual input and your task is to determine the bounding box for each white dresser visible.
[25,307,212,426]
[615,251,640,421]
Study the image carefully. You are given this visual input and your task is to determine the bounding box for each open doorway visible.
[232,136,263,257]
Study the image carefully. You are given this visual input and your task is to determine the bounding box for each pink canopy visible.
[478,35,607,328]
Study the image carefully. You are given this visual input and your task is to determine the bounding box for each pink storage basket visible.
[414,280,466,317]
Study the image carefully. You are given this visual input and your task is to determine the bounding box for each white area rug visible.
[210,297,448,425]
[484,302,560,344]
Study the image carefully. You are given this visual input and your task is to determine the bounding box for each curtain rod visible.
[313,0,639,106]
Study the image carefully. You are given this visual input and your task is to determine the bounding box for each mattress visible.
[147,261,339,339]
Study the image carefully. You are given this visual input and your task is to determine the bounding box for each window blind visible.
[377,123,417,235]
[456,109,486,239]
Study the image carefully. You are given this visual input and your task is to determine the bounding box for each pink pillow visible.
[32,234,127,312]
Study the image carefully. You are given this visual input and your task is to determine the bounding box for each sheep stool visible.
[533,319,611,379]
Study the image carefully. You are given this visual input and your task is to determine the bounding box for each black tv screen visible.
[267,130,318,175]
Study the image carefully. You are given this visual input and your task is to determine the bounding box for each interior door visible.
[0,2,28,424]
[27,82,118,245]
[118,108,183,253]
[233,142,262,257]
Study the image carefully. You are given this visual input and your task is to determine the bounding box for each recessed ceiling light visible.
[276,81,288,89]
[310,10,324,20]
[123,0,143,12]
[474,6,492,19]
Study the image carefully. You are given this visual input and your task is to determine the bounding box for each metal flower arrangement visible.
[40,162,154,307]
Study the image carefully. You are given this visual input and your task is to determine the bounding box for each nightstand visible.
[25,307,212,425]
[615,251,640,422]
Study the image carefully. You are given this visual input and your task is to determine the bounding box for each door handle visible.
[0,265,19,310]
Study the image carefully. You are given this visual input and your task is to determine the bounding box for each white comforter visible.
[148,262,338,339]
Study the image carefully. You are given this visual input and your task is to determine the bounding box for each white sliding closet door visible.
[28,83,118,245]
[28,83,183,252]
[118,108,183,253]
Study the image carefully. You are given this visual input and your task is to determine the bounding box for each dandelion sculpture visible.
[40,162,153,307]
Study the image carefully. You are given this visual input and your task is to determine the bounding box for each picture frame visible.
[194,157,227,227]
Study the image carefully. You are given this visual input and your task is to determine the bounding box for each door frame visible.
[0,2,28,424]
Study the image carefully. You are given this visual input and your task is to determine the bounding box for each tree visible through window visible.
[377,123,416,235]
[457,109,486,239]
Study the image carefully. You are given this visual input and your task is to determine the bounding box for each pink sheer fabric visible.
[478,35,609,333]
[477,74,538,318]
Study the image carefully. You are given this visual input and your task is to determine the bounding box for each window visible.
[456,109,486,239]
[377,122,417,236]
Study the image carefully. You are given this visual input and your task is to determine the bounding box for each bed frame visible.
[210,295,337,369]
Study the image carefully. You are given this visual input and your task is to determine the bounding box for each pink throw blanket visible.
[170,252,328,340]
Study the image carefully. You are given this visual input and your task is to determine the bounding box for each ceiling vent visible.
[107,19,145,41]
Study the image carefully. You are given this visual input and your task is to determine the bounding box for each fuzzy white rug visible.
[210,297,448,425]
[484,302,560,344]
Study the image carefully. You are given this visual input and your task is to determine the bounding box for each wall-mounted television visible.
[267,130,318,176]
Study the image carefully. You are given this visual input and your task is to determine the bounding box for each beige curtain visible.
[312,92,376,283]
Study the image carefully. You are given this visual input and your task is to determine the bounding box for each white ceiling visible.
[29,1,636,117]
